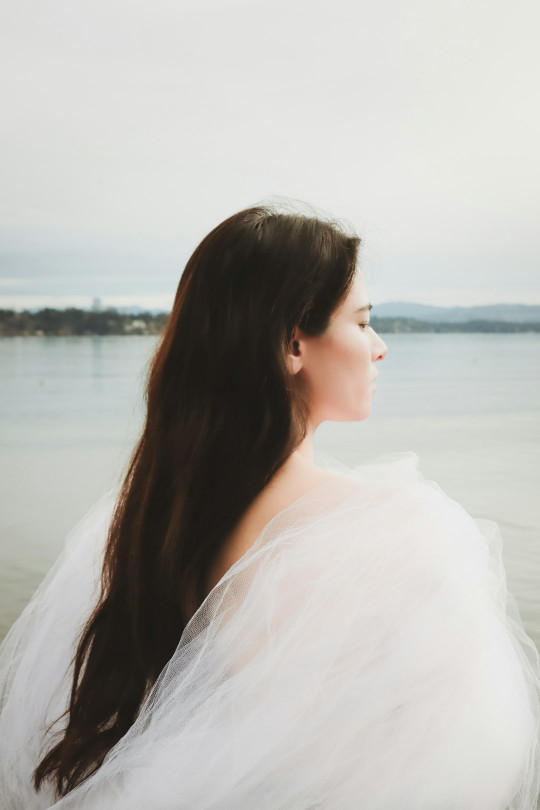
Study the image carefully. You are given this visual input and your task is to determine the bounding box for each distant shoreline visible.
[1,308,539,336]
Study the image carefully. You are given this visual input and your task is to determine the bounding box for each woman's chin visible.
[329,404,373,423]
[356,399,374,421]
[317,394,374,423]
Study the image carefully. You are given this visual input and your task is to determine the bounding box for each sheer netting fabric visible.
[0,452,539,809]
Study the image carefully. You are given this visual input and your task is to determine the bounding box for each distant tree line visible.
[0,308,168,336]
[0,308,539,337]
[369,317,540,333]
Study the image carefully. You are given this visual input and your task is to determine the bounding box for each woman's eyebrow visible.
[354,303,373,313]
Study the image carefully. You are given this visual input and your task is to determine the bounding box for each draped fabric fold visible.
[1,452,539,809]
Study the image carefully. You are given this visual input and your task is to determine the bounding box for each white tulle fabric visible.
[1,452,539,809]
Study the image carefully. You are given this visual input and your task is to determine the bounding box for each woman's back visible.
[203,452,351,609]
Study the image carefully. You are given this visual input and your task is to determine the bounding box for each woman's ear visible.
[286,327,303,375]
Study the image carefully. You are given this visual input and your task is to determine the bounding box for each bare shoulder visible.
[227,460,358,552]
[205,460,358,599]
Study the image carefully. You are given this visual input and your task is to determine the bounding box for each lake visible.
[1,333,539,653]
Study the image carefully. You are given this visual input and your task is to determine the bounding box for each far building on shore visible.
[91,297,102,313]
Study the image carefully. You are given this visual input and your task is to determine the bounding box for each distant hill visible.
[374,302,540,324]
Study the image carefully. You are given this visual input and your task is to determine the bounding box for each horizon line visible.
[2,298,540,314]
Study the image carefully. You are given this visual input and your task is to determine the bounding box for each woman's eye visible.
[359,323,370,330]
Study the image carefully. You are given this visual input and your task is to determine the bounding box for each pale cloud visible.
[1,0,539,308]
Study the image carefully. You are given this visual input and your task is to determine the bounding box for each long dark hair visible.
[33,202,360,796]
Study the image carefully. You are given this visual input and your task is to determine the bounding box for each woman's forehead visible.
[344,272,371,311]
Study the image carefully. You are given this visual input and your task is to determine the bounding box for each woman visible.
[0,202,538,809]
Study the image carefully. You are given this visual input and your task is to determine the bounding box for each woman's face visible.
[290,271,387,425]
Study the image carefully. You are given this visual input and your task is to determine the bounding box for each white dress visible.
[0,452,539,809]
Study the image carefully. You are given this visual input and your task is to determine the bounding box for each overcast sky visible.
[1,0,539,310]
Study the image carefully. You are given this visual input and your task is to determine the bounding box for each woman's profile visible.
[0,201,539,809]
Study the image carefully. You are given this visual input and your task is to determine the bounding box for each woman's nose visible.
[372,333,387,361]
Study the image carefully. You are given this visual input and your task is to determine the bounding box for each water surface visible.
[1,334,539,650]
